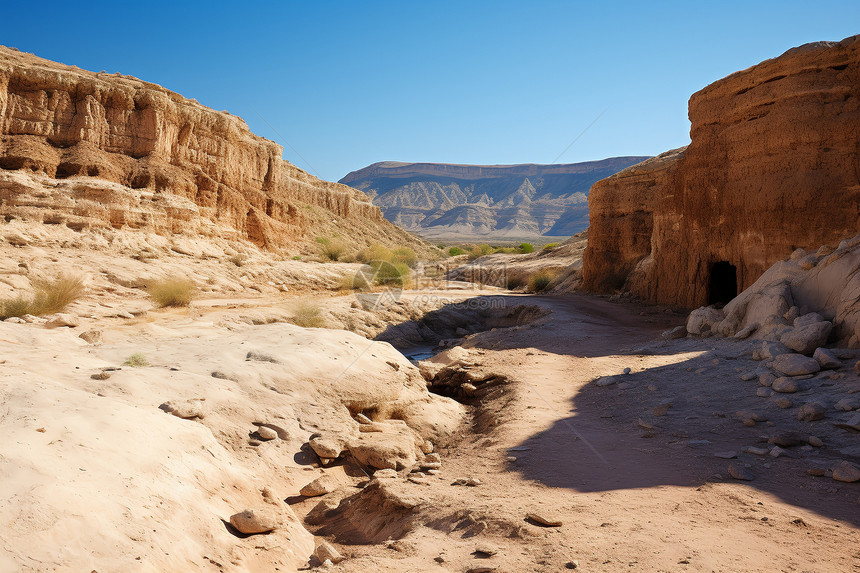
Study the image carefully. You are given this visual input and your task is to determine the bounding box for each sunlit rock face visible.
[583,35,860,307]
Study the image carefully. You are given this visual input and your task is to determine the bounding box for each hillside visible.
[339,158,648,239]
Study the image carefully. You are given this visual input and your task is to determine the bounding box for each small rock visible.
[813,348,841,369]
[475,544,499,556]
[78,329,102,344]
[734,324,758,340]
[526,512,563,527]
[740,372,757,381]
[638,419,655,430]
[796,402,827,422]
[772,354,821,377]
[771,377,803,394]
[256,426,278,440]
[623,367,632,375]
[373,469,398,479]
[309,435,346,460]
[466,567,498,573]
[756,388,772,398]
[834,398,859,412]
[768,432,806,447]
[728,463,755,481]
[314,541,344,564]
[758,372,776,387]
[743,446,769,456]
[565,561,580,570]
[355,413,373,424]
[452,477,482,486]
[653,402,672,417]
[832,461,860,483]
[595,376,616,387]
[91,371,111,380]
[662,325,687,340]
[229,508,281,534]
[781,322,833,355]
[769,446,786,458]
[773,397,793,409]
[735,411,766,426]
[300,474,339,497]
[714,451,737,459]
[45,313,79,328]
[806,467,826,476]
[160,399,206,419]
[808,436,824,447]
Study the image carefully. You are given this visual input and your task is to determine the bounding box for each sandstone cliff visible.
[0,47,420,251]
[583,35,860,307]
[340,157,648,239]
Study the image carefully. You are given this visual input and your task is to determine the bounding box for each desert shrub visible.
[448,247,464,256]
[339,271,371,291]
[505,274,527,290]
[437,244,445,249]
[371,261,411,287]
[0,274,85,319]
[495,247,518,254]
[292,255,302,260]
[290,303,325,328]
[528,270,559,293]
[147,277,196,307]
[479,244,494,255]
[357,243,393,264]
[542,243,559,252]
[317,237,346,261]
[519,243,535,254]
[391,247,417,268]
[229,254,247,266]
[123,353,149,367]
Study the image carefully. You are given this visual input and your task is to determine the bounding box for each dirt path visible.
[316,292,859,572]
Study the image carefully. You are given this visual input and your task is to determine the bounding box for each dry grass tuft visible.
[0,274,85,319]
[289,303,325,328]
[147,277,196,307]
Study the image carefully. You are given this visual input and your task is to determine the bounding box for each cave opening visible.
[708,261,737,306]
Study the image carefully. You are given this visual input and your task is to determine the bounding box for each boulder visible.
[796,402,827,422]
[772,354,820,377]
[771,377,804,393]
[780,322,832,355]
[229,508,281,534]
[348,430,421,471]
[300,475,340,497]
[813,347,841,369]
[314,541,344,564]
[686,307,725,336]
[753,340,791,361]
[832,461,860,483]
[794,312,825,328]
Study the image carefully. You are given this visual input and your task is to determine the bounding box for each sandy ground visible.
[297,292,860,573]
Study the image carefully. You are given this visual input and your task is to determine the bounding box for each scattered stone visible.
[769,446,786,458]
[808,436,824,447]
[714,451,737,459]
[740,372,757,381]
[309,435,346,460]
[796,402,827,422]
[526,512,563,527]
[772,354,820,377]
[734,324,758,340]
[781,321,833,355]
[832,461,860,483]
[229,508,281,534]
[743,446,769,456]
[475,544,499,556]
[159,399,206,419]
[595,376,616,387]
[45,313,79,328]
[314,541,344,564]
[728,463,755,481]
[91,371,111,380]
[256,426,278,440]
[758,372,776,387]
[834,413,860,432]
[686,439,712,447]
[466,567,498,573]
[300,475,339,497]
[4,317,26,324]
[773,397,793,409]
[753,340,791,361]
[452,477,482,486]
[735,411,766,426]
[771,377,804,393]
[834,398,859,412]
[662,325,687,340]
[768,432,806,447]
[373,468,398,479]
[420,461,442,470]
[813,348,841,369]
[565,561,580,570]
[638,419,655,430]
[756,388,772,397]
[623,367,632,375]
[653,402,672,417]
[806,467,826,476]
[78,329,102,344]
[355,413,373,424]
[794,312,825,328]
[424,453,442,464]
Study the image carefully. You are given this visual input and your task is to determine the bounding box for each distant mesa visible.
[339,158,649,239]
[583,34,860,308]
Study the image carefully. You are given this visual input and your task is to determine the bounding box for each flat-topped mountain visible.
[339,157,648,239]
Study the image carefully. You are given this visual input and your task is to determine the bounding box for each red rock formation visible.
[0,47,404,250]
[583,35,860,307]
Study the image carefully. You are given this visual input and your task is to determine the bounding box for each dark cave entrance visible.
[708,261,737,305]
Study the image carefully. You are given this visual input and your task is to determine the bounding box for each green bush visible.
[448,247,464,256]
[519,243,535,254]
[0,274,85,319]
[506,274,527,290]
[317,237,346,261]
[147,277,196,307]
[357,243,393,264]
[528,270,559,293]
[371,260,411,287]
[391,247,417,268]
[542,243,559,252]
[339,271,371,291]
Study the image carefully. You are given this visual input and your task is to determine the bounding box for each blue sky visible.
[2,1,858,182]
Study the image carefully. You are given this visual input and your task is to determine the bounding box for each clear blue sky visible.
[2,1,858,182]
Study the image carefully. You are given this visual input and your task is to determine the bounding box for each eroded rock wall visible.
[583,35,860,307]
[0,47,389,249]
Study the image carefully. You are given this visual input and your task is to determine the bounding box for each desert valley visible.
[0,15,859,573]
